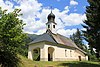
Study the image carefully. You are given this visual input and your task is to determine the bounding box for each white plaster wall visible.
[28,42,44,60]
[46,23,57,34]
[28,42,88,61]
[75,49,88,61]
[44,44,87,61]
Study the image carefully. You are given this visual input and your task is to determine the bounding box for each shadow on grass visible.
[57,62,100,67]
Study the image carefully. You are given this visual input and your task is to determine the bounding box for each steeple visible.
[47,11,55,22]
[46,8,57,34]
[47,7,56,24]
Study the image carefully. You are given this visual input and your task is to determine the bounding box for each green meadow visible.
[19,55,100,67]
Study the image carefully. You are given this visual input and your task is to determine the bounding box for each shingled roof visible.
[52,33,78,48]
[29,32,78,48]
[29,33,57,44]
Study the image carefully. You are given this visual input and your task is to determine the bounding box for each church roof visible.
[29,32,78,49]
[29,33,57,44]
[52,33,78,48]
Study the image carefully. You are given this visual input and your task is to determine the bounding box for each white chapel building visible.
[28,11,88,61]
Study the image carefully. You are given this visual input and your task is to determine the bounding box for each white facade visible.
[28,42,88,61]
[46,22,57,34]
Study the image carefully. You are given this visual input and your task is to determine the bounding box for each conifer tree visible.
[70,29,87,50]
[82,0,100,58]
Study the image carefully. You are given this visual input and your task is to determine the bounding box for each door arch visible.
[48,47,54,61]
[33,47,40,61]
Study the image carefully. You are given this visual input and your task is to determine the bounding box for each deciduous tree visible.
[0,7,26,67]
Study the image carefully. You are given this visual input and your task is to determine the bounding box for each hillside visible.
[19,55,100,67]
[27,34,40,41]
[24,34,40,45]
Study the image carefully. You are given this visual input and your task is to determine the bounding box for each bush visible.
[88,55,98,61]
[0,45,20,67]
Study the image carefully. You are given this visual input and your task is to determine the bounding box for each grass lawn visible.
[19,55,100,67]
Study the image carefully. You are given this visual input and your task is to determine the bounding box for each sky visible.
[0,0,89,37]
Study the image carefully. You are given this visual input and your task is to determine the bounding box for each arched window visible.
[48,25,50,28]
[34,49,38,54]
[53,25,55,28]
[33,48,40,61]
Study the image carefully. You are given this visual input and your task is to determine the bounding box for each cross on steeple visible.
[50,6,53,13]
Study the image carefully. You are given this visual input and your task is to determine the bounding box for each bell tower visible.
[46,10,57,34]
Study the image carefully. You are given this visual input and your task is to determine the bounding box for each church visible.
[28,11,88,61]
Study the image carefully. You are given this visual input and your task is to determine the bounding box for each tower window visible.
[48,25,50,28]
[53,25,55,28]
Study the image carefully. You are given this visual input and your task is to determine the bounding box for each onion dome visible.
[47,11,55,22]
[47,11,55,19]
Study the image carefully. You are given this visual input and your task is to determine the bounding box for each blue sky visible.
[38,0,88,13]
[0,0,88,37]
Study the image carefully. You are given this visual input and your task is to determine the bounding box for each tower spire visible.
[46,6,57,34]
[50,6,52,13]
[47,6,55,22]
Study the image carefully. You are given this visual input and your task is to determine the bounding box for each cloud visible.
[0,0,14,12]
[14,0,43,34]
[57,29,77,37]
[13,0,22,4]
[0,0,86,37]
[70,0,78,6]
[34,28,46,35]
[62,13,86,26]
[81,28,86,31]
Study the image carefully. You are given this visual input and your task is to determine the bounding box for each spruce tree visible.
[70,29,87,51]
[82,0,100,58]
